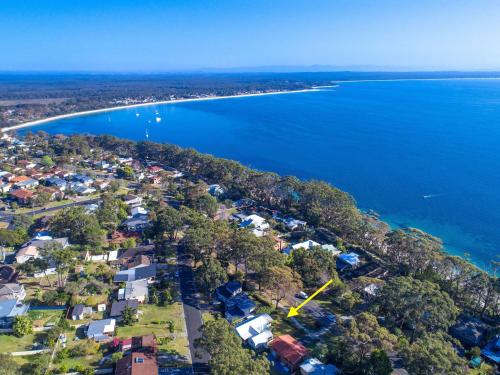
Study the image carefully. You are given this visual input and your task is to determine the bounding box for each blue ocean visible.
[22,79,500,270]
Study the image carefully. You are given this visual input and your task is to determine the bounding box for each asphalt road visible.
[177,248,210,374]
[0,198,101,222]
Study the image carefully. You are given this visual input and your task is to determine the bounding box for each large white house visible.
[283,240,341,256]
[239,214,270,237]
[235,314,273,351]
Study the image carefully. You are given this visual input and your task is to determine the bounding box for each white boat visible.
[135,113,140,117]
[155,117,162,123]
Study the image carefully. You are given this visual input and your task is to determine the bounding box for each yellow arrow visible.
[287,278,335,318]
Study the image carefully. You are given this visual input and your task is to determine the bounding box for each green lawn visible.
[13,199,73,214]
[28,309,65,328]
[270,310,304,338]
[115,303,190,358]
[55,331,103,370]
[0,333,42,353]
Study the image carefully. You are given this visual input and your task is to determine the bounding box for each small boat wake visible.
[423,193,443,199]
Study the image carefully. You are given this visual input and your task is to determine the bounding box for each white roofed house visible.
[131,206,148,217]
[283,240,340,256]
[86,318,116,342]
[235,314,273,351]
[15,245,40,264]
[122,194,143,207]
[239,214,270,237]
[118,279,149,303]
[207,184,225,197]
[284,218,307,231]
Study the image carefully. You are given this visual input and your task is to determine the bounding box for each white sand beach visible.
[1,88,318,133]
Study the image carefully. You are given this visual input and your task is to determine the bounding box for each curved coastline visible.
[1,88,318,133]
[3,78,499,273]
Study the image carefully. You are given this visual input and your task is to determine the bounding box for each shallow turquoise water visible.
[23,79,500,270]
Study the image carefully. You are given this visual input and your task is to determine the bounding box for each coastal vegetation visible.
[80,133,499,320]
[0,131,497,374]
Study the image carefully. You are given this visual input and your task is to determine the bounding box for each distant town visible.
[0,130,497,375]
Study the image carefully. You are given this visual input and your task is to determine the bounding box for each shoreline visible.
[1,88,318,133]
[5,76,500,133]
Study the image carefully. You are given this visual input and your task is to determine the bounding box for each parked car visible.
[295,291,309,299]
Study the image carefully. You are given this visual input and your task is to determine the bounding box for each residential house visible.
[0,299,29,328]
[482,336,500,366]
[13,178,39,190]
[300,358,340,375]
[207,184,225,197]
[10,176,30,185]
[225,293,256,322]
[70,182,96,195]
[239,214,269,237]
[118,280,149,303]
[131,206,148,217]
[336,252,361,271]
[235,314,273,351]
[110,299,139,320]
[0,182,12,193]
[113,264,157,283]
[94,179,110,190]
[86,318,116,341]
[0,284,26,301]
[118,157,133,165]
[72,174,94,186]
[284,218,307,231]
[148,174,162,185]
[45,177,67,191]
[362,283,380,300]
[95,161,110,170]
[115,352,158,375]
[71,304,93,320]
[37,186,64,200]
[216,281,243,303]
[15,245,39,264]
[28,237,69,251]
[269,334,309,372]
[10,189,34,205]
[122,215,151,232]
[450,316,488,347]
[113,245,154,267]
[123,195,143,207]
[283,240,340,256]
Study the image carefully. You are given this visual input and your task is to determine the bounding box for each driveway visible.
[176,248,210,374]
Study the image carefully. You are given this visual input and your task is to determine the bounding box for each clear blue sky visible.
[1,0,500,72]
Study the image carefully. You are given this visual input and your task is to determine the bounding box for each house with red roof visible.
[10,189,34,205]
[269,334,309,372]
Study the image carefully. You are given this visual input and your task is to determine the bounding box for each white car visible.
[296,291,309,299]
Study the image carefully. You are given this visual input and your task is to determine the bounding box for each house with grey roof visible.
[71,304,93,320]
[122,215,151,232]
[0,284,26,301]
[86,318,116,341]
[113,264,156,283]
[0,300,29,328]
[118,280,149,303]
[110,299,139,320]
[28,237,69,250]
